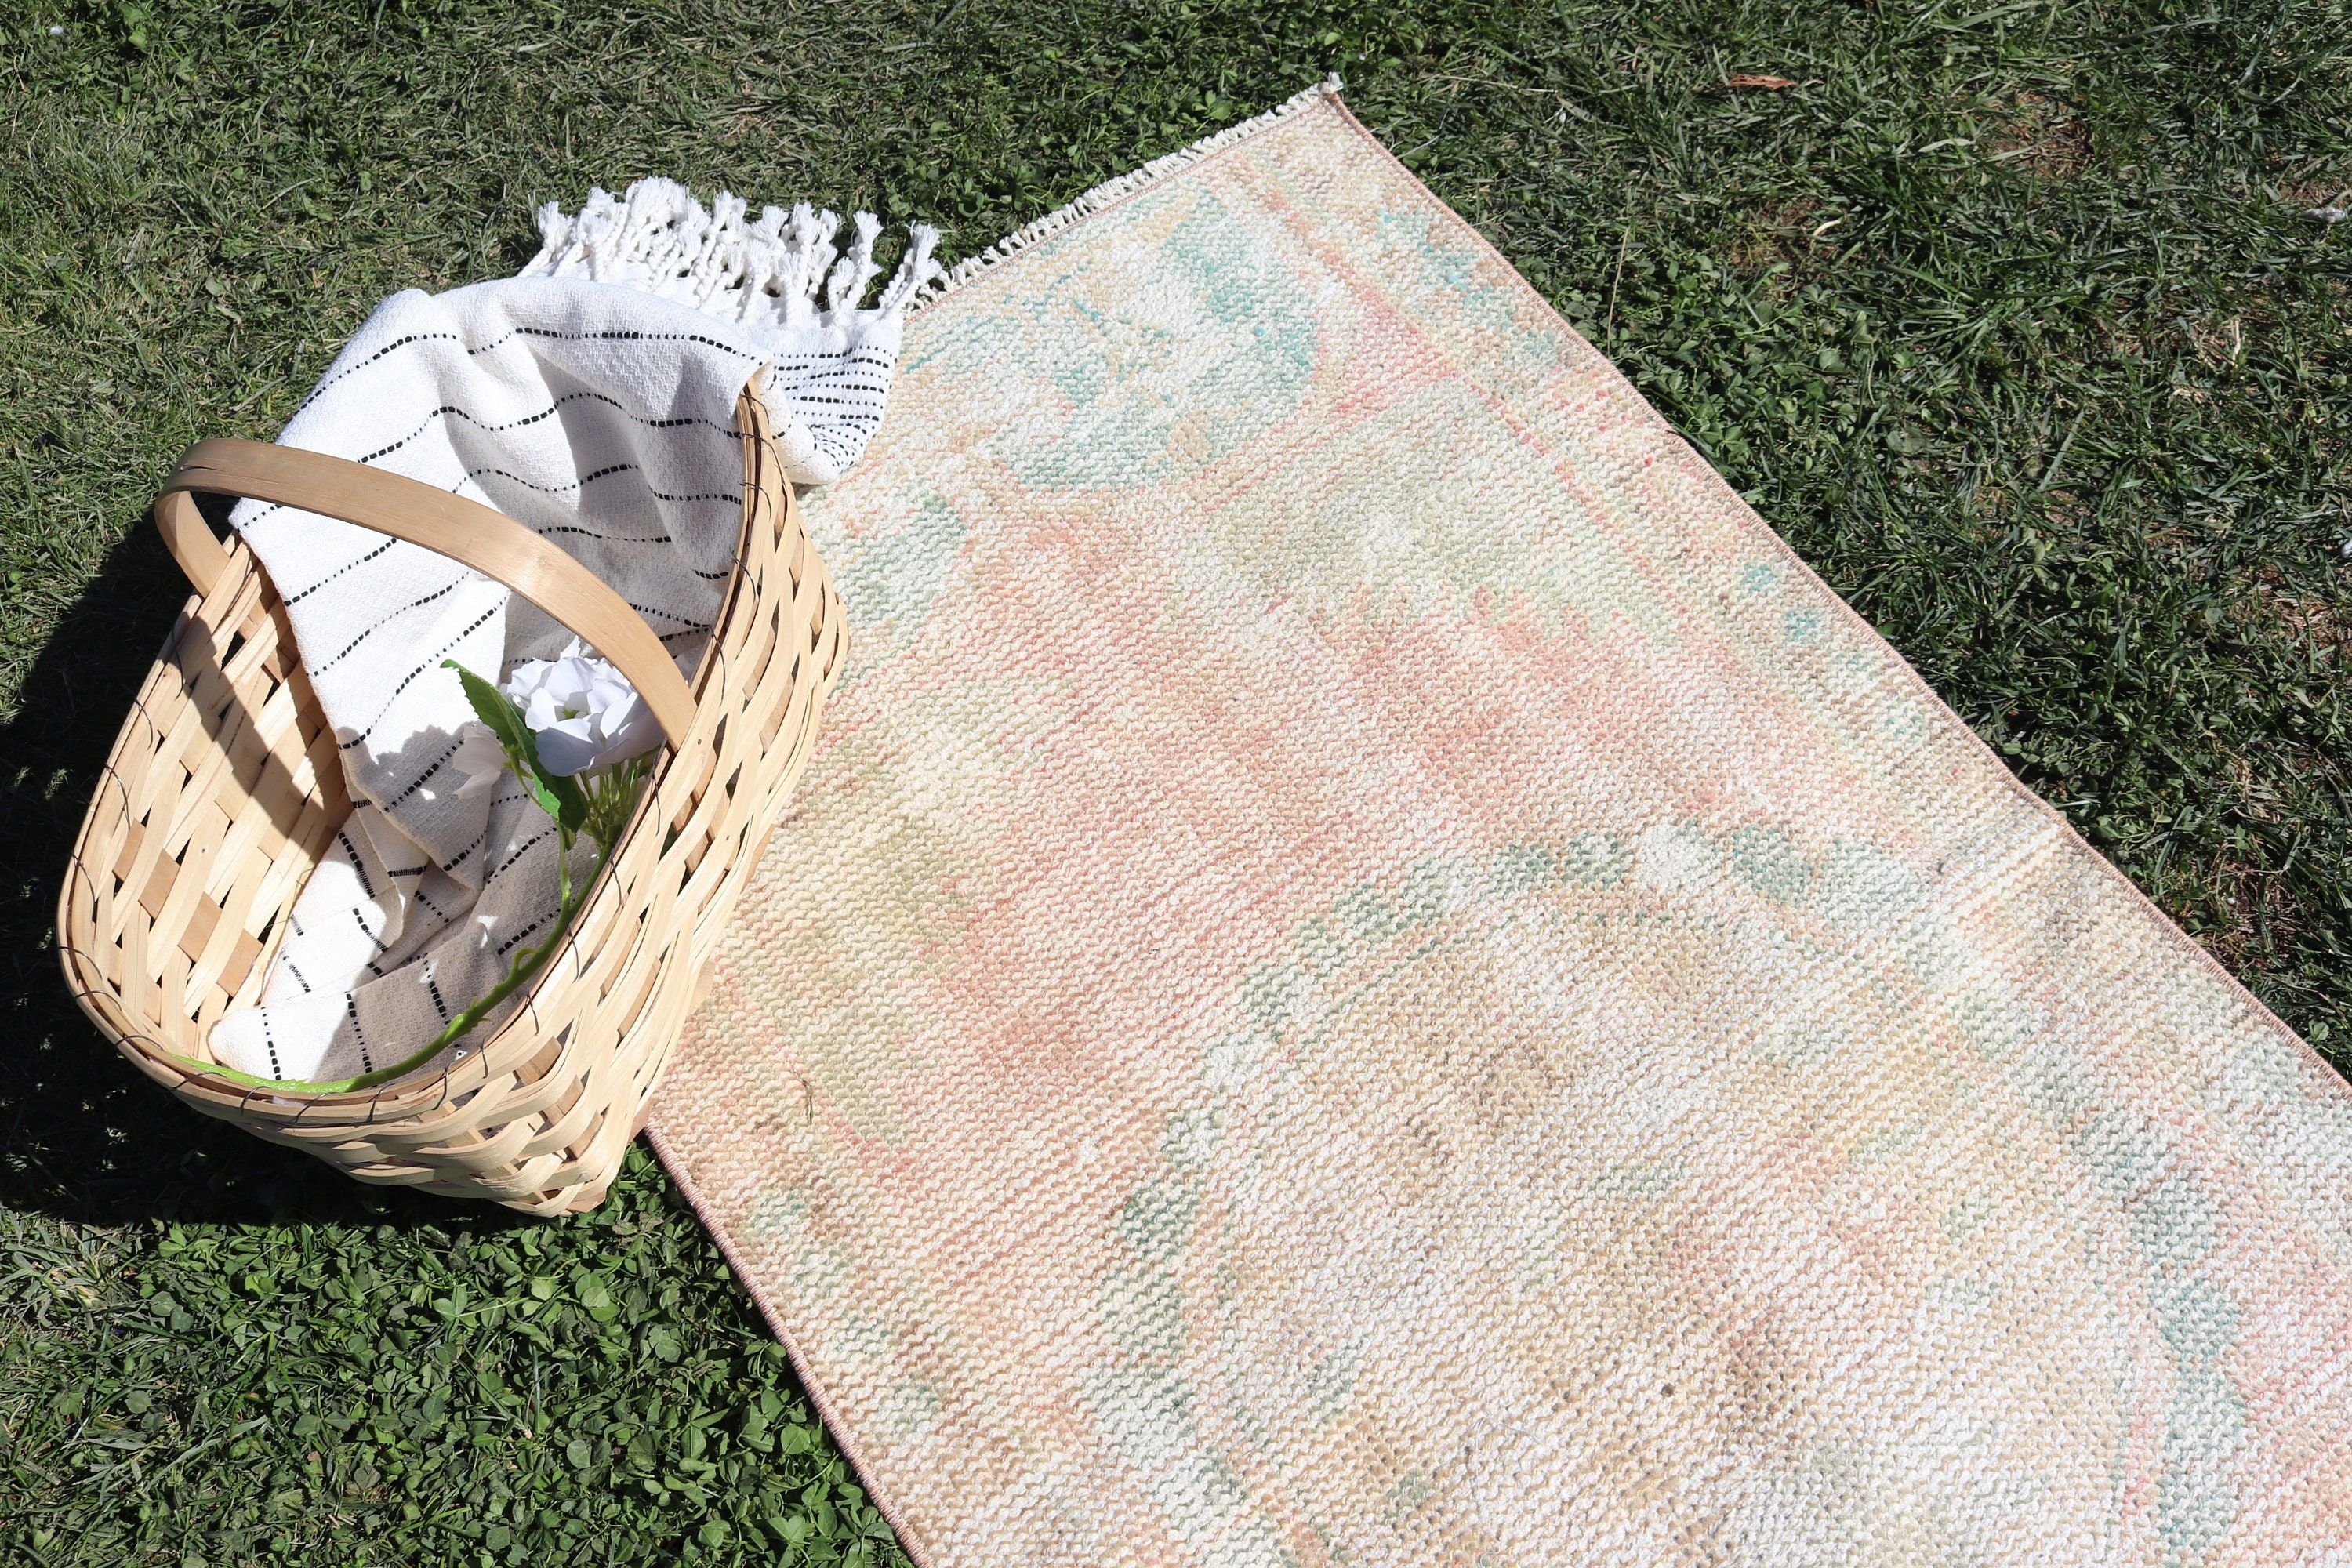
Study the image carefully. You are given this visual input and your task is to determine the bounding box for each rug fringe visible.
[918,74,1344,306]
[523,178,944,330]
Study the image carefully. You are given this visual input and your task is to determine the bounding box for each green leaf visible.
[443,660,547,797]
[441,659,587,833]
[542,771,590,837]
[575,1276,619,1323]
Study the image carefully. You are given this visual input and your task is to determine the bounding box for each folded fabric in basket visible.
[205,181,939,1086]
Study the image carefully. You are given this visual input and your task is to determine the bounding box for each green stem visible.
[176,829,604,1096]
[403,840,582,1064]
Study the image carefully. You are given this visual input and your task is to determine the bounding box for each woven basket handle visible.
[154,441,698,746]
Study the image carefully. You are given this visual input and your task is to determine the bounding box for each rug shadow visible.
[0,504,532,1232]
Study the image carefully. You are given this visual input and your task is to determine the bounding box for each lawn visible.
[2,0,2347,1563]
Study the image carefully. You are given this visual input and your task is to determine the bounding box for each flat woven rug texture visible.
[648,89,2352,1566]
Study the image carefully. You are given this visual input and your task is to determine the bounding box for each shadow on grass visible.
[0,507,532,1234]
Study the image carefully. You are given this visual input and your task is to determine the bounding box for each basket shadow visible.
[1,512,533,1233]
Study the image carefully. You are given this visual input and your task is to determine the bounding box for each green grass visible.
[2,0,2347,1562]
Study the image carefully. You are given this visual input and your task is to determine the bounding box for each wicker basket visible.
[56,386,845,1215]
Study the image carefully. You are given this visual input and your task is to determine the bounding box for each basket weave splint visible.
[57,386,844,1215]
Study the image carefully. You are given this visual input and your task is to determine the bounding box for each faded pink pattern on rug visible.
[649,85,2352,1566]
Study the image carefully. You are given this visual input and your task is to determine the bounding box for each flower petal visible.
[534,717,602,777]
[602,691,664,763]
[449,724,510,797]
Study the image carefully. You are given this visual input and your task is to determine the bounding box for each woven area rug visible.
[646,82,2352,1565]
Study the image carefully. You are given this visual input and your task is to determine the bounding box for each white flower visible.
[500,640,662,778]
[450,723,510,800]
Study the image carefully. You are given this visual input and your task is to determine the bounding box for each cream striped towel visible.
[206,181,938,1085]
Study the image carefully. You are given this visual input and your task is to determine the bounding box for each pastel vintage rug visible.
[648,82,2352,1564]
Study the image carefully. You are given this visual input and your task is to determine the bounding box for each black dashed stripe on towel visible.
[789,386,895,404]
[465,461,641,495]
[292,330,468,416]
[294,323,759,416]
[343,994,373,1075]
[336,603,502,751]
[766,345,895,368]
[336,829,375,901]
[466,462,739,507]
[310,580,463,673]
[439,824,490,876]
[495,913,553,957]
[285,539,396,606]
[785,377,898,398]
[359,391,745,465]
[470,325,763,358]
[388,739,463,808]
[535,524,676,544]
[487,826,554,882]
[623,597,705,626]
